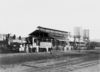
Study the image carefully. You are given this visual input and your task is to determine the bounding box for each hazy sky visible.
[0,0,100,40]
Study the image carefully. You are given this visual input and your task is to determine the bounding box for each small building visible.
[27,26,71,52]
[69,36,86,50]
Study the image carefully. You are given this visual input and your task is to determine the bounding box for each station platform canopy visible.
[29,26,69,42]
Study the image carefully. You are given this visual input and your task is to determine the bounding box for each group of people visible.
[19,44,34,53]
[19,43,53,54]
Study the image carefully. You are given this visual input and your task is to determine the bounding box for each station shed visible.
[28,26,71,52]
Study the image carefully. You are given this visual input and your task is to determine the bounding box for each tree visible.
[13,34,16,39]
[86,42,96,50]
[6,33,10,41]
[19,36,21,40]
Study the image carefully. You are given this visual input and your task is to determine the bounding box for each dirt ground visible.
[73,63,100,72]
[0,58,100,72]
[0,50,100,72]
[0,50,87,65]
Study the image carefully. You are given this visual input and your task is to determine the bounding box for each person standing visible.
[26,44,29,53]
[49,48,52,54]
[19,44,22,52]
[29,44,33,53]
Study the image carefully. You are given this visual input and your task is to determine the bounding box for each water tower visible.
[83,29,89,42]
[73,27,82,50]
[74,27,82,41]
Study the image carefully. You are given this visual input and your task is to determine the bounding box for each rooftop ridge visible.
[37,26,69,33]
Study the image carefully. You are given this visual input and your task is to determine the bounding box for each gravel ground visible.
[73,61,100,72]
[0,50,87,65]
[0,52,100,72]
[0,50,100,72]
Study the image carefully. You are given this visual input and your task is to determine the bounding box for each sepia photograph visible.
[0,0,100,72]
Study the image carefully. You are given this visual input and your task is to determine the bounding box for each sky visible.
[0,0,100,40]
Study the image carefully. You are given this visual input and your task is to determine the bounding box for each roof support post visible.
[46,47,49,52]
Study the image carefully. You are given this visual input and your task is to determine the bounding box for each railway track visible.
[23,53,100,72]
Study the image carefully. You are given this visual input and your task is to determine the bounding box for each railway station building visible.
[27,26,71,52]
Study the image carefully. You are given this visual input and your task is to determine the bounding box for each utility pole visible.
[74,36,76,50]
[83,29,90,50]
[78,35,81,52]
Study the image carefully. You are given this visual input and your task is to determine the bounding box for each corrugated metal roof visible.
[29,30,68,41]
[37,26,69,34]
